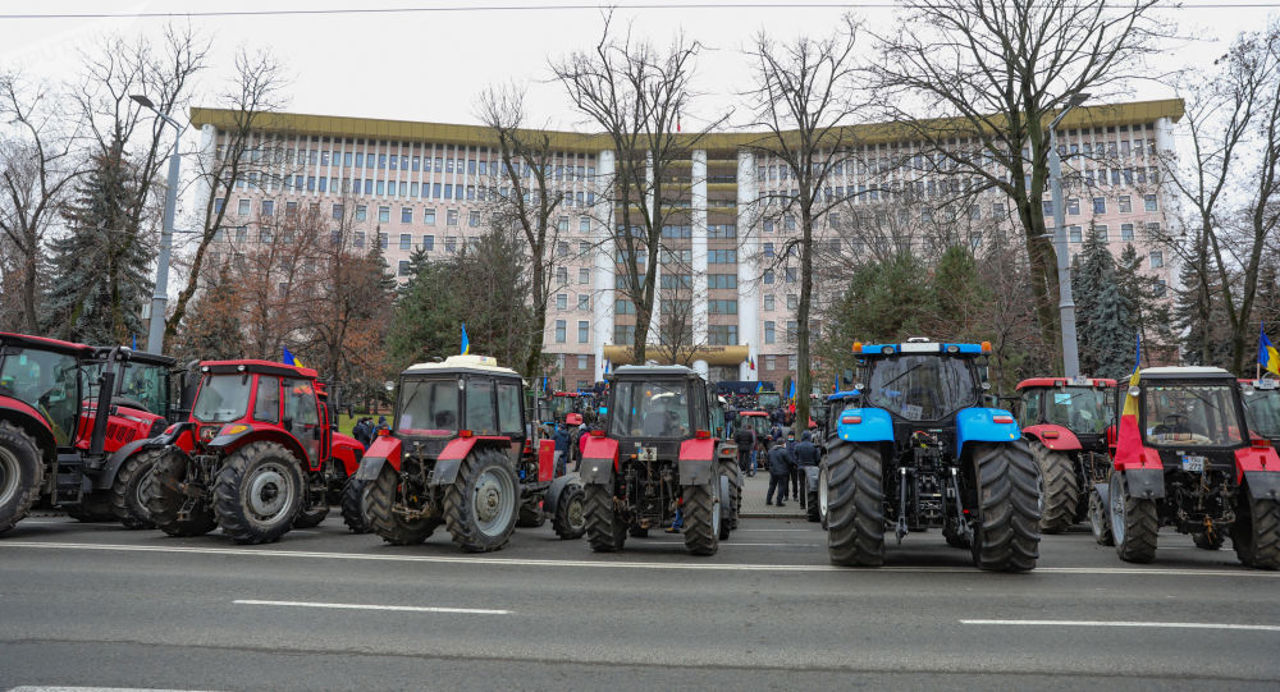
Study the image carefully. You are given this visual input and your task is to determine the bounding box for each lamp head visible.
[129,94,156,110]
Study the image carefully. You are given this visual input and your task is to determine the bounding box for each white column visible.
[691,148,709,345]
[645,152,660,347]
[592,149,617,381]
[193,124,218,231]
[737,148,759,381]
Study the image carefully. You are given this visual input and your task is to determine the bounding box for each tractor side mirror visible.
[841,369,854,387]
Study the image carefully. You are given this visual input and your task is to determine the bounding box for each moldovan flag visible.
[282,346,302,368]
[1260,323,1279,377]
[1113,353,1144,469]
[460,323,471,355]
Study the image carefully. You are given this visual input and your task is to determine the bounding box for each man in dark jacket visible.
[734,426,756,476]
[793,431,820,508]
[766,441,796,507]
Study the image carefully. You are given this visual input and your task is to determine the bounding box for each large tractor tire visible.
[516,503,546,528]
[0,420,43,534]
[212,442,305,545]
[683,480,721,556]
[1088,488,1114,546]
[552,483,586,540]
[1232,487,1280,570]
[67,492,116,522]
[1032,442,1078,534]
[367,464,439,545]
[825,441,885,566]
[719,459,741,532]
[817,464,830,530]
[293,501,329,529]
[1110,472,1158,563]
[146,451,217,537]
[970,442,1041,572]
[584,484,626,552]
[339,477,372,534]
[111,449,163,529]
[442,448,519,552]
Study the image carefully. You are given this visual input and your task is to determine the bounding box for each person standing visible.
[734,424,756,476]
[793,430,820,509]
[766,439,796,507]
[553,422,571,476]
[785,431,801,501]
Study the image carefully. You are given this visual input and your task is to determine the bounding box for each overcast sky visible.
[2,0,1277,133]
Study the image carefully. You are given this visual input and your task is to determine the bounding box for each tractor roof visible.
[854,338,990,357]
[0,331,95,357]
[92,346,176,368]
[199,359,319,379]
[1016,376,1117,390]
[404,354,521,379]
[827,389,862,400]
[611,364,702,379]
[1140,366,1235,382]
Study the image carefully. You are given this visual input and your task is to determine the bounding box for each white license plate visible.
[637,447,657,461]
[1181,456,1205,472]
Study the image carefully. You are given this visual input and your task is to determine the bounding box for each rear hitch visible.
[896,467,910,543]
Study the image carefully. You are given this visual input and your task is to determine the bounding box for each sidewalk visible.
[738,468,807,518]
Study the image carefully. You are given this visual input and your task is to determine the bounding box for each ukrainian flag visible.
[461,323,470,355]
[1261,323,1279,377]
[755,381,763,394]
[283,346,302,368]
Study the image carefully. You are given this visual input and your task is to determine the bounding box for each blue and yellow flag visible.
[460,323,470,355]
[283,346,302,368]
[788,379,796,399]
[755,381,763,394]
[1260,323,1279,377]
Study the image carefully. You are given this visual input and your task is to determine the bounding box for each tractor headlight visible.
[199,426,218,443]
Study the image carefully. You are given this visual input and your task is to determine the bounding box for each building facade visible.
[191,99,1183,389]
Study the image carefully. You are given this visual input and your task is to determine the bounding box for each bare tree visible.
[0,72,83,332]
[476,83,567,379]
[552,14,726,363]
[744,15,866,426]
[869,0,1168,365]
[166,48,287,343]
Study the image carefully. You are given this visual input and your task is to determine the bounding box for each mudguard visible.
[538,438,555,482]
[331,433,364,476]
[0,395,56,459]
[95,438,150,490]
[353,435,402,481]
[954,408,1021,458]
[1122,467,1166,500]
[543,472,581,516]
[1022,424,1083,452]
[1235,446,1280,483]
[835,408,894,444]
[678,438,717,486]
[209,426,308,466]
[1243,471,1280,501]
[803,465,820,492]
[579,436,619,485]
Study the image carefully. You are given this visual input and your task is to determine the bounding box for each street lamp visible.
[131,94,184,355]
[1048,92,1089,377]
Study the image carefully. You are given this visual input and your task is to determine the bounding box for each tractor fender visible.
[1242,471,1280,501]
[95,438,152,490]
[209,426,308,465]
[579,436,619,485]
[1022,424,1083,452]
[543,472,581,516]
[1235,446,1280,483]
[428,437,478,486]
[954,408,1021,458]
[1121,468,1166,500]
[0,395,56,463]
[803,464,821,492]
[835,408,895,443]
[678,438,717,487]
[330,434,364,477]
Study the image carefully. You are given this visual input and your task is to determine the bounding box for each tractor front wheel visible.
[719,459,741,532]
[1232,487,1280,570]
[1110,472,1158,563]
[442,448,519,552]
[970,442,1041,572]
[367,464,439,545]
[213,442,305,545]
[1032,442,1079,534]
[1088,488,1114,546]
[825,441,885,567]
[340,477,372,534]
[583,484,626,552]
[552,483,586,540]
[683,480,721,556]
[0,420,43,534]
[145,451,217,537]
[111,449,162,529]
[292,472,329,529]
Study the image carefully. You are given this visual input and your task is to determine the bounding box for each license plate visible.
[637,447,657,461]
[1181,456,1205,472]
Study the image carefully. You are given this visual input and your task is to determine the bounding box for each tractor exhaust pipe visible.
[89,346,126,457]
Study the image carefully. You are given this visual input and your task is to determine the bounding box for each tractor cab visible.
[737,410,773,442]
[0,332,95,450]
[88,348,177,421]
[1240,378,1280,447]
[392,355,529,461]
[756,390,782,411]
[822,390,862,442]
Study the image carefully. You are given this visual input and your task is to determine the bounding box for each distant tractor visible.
[354,355,585,553]
[1241,378,1280,448]
[0,332,177,533]
[822,339,1040,571]
[1015,377,1116,534]
[1089,367,1280,569]
[144,360,363,544]
[579,365,740,556]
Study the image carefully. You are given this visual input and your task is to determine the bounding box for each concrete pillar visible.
[736,148,759,380]
[593,149,617,382]
[691,149,709,345]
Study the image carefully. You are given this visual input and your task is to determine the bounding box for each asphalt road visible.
[1,510,1278,691]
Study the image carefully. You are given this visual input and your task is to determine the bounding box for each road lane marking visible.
[3,541,1279,577]
[961,619,1280,632]
[234,599,510,615]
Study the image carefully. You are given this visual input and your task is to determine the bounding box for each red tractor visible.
[0,332,177,533]
[1014,376,1117,533]
[1089,367,1280,568]
[353,355,586,553]
[579,365,740,556]
[144,359,364,544]
[1241,378,1280,448]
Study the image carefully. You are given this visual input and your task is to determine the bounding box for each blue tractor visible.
[821,338,1041,571]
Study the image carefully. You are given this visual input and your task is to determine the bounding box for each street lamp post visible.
[131,94,183,355]
[1048,93,1089,378]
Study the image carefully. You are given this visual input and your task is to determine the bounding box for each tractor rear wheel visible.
[293,501,329,528]
[339,477,372,534]
[213,442,305,545]
[1232,488,1280,570]
[1110,472,1158,563]
[367,464,438,544]
[1033,442,1079,534]
[517,503,546,528]
[111,449,162,529]
[552,484,586,540]
[443,448,518,552]
[0,420,43,535]
[584,484,626,552]
[683,480,721,556]
[719,459,741,532]
[825,441,885,567]
[970,442,1041,572]
[146,451,217,537]
[817,464,830,530]
[1088,488,1114,546]
[67,492,116,522]
[292,471,329,529]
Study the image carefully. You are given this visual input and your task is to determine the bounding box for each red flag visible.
[1113,368,1143,468]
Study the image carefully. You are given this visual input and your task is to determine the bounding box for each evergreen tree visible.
[1172,240,1233,368]
[1071,225,1133,378]
[43,132,152,345]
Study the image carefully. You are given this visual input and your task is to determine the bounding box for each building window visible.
[1069,226,1082,243]
[238,199,250,216]
[708,325,738,345]
[1144,194,1158,211]
[422,235,435,251]
[708,249,737,264]
[555,320,567,343]
[378,206,390,223]
[1153,279,1167,297]
[557,241,569,257]
[764,321,776,344]
[399,233,411,251]
[578,321,589,343]
[354,231,365,248]
[1119,195,1132,213]
[469,211,480,227]
[615,299,635,314]
[763,269,775,284]
[786,320,798,343]
[786,294,798,310]
[355,205,367,221]
[579,216,591,233]
[261,200,274,216]
[578,294,590,311]
[1092,197,1106,214]
[763,242,775,258]
[214,197,225,214]
[401,207,412,223]
[378,232,388,249]
[1150,251,1164,268]
[784,215,795,231]
[1095,225,1109,242]
[398,260,411,276]
[447,209,459,226]
[764,294,775,311]
[424,208,436,225]
[445,236,457,253]
[556,267,568,284]
[765,355,776,370]
[556,294,568,310]
[708,299,738,315]
[614,324,636,344]
[1042,200,1053,217]
[1121,223,1134,241]
[1067,198,1080,215]
[332,203,344,220]
[578,268,590,284]
[707,274,737,289]
[785,267,796,283]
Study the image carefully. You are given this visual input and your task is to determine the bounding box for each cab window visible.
[283,378,319,426]
[254,375,281,423]
[1018,390,1042,428]
[465,378,496,435]
[496,382,522,436]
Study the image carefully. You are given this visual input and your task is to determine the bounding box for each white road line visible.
[3,541,1278,576]
[961,619,1280,632]
[234,599,509,615]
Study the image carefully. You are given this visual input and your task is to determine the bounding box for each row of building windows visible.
[552,320,591,344]
[1043,194,1159,217]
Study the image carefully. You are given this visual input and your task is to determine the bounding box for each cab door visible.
[283,378,321,467]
